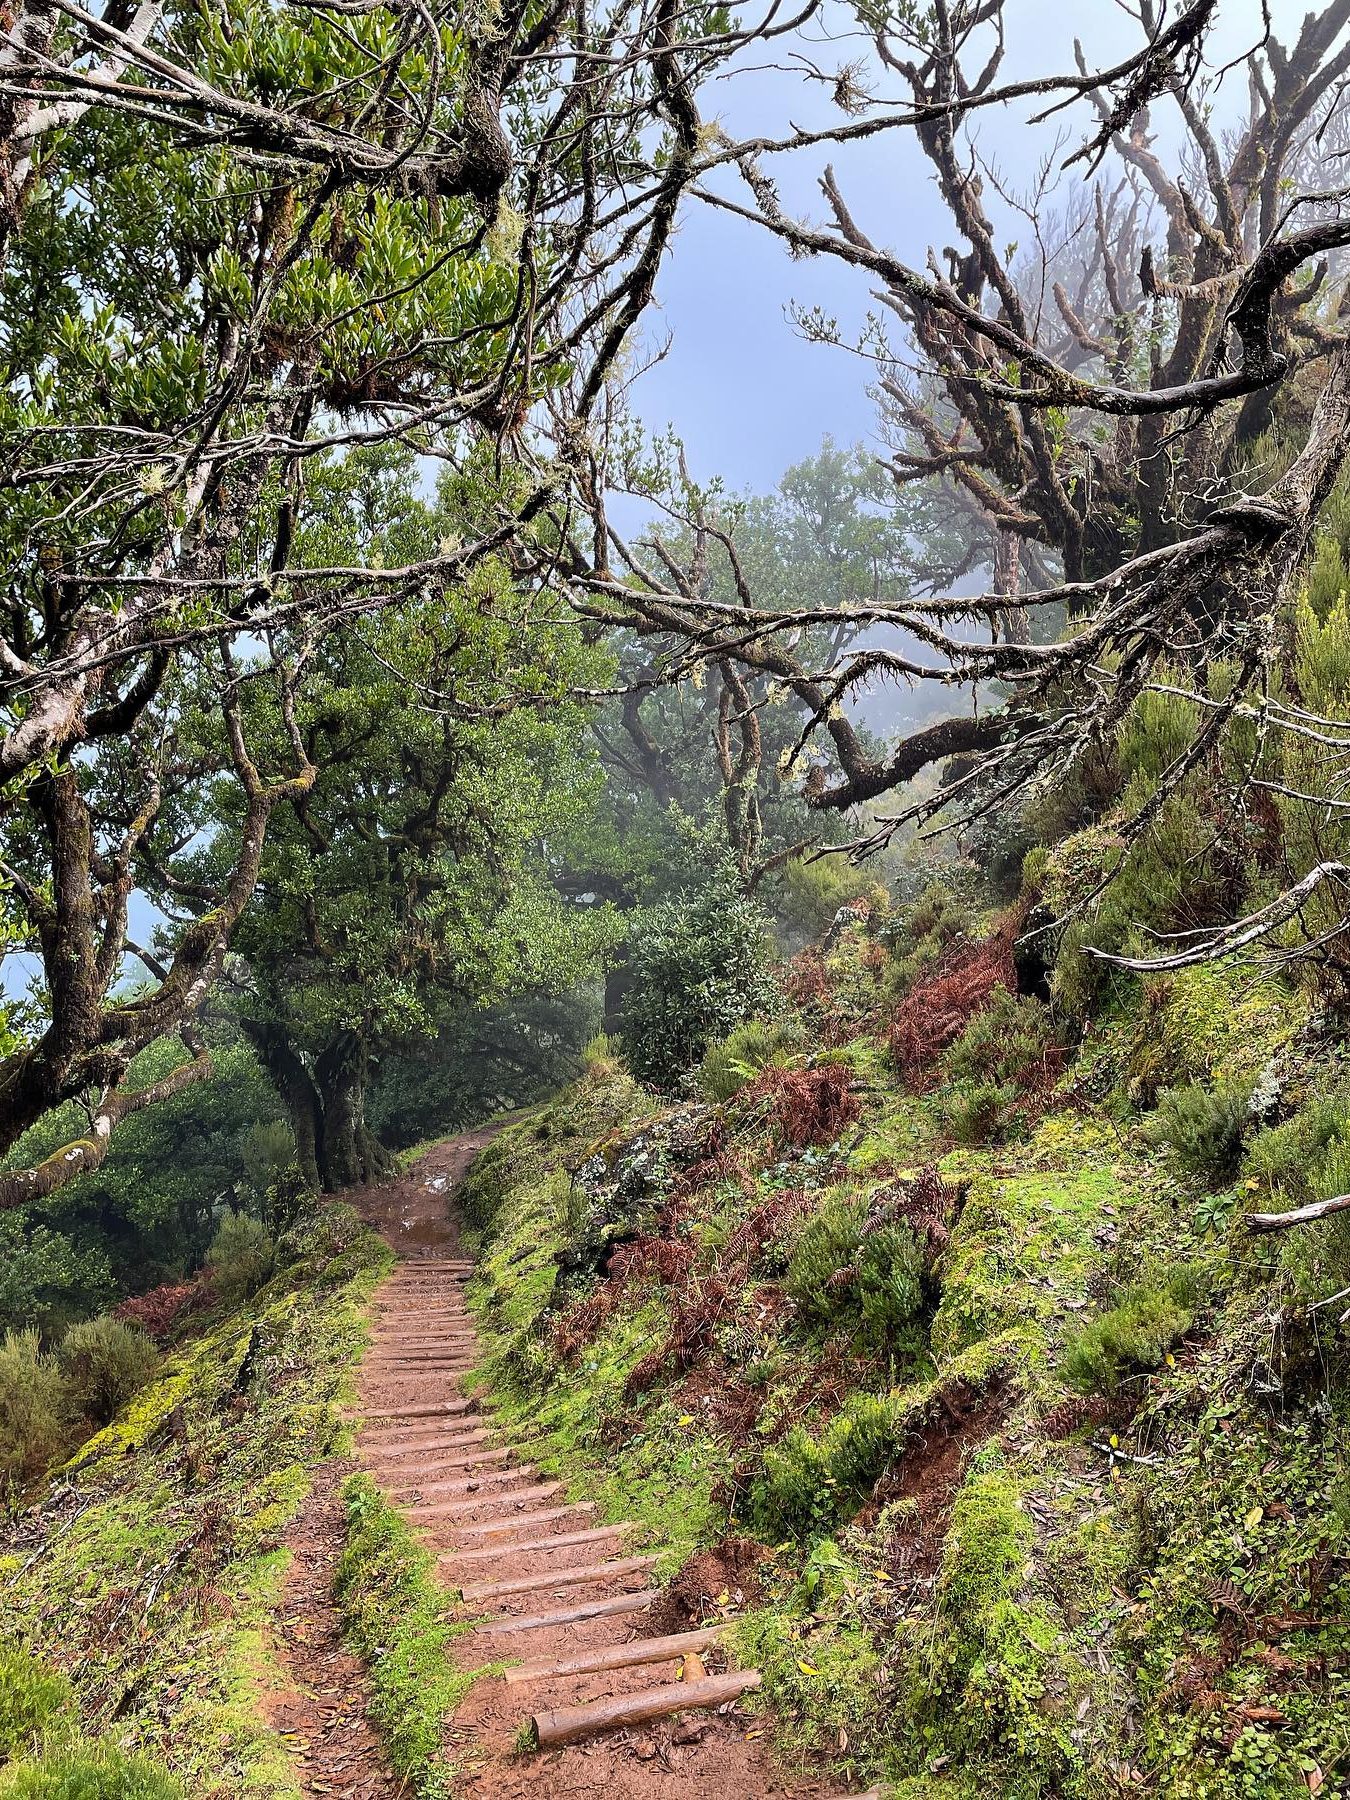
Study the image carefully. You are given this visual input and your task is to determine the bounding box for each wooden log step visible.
[503,1624,727,1687]
[409,1468,543,1510]
[362,1402,475,1427]
[371,1328,475,1340]
[443,1522,628,1566]
[388,1448,512,1485]
[360,1429,489,1461]
[366,1357,474,1371]
[458,1553,658,1604]
[424,1480,562,1520]
[402,1466,533,1502]
[398,1258,473,1268]
[474,1589,657,1635]
[529,1669,760,1749]
[454,1502,595,1539]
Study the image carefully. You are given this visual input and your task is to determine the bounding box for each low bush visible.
[698,1017,803,1101]
[1063,1265,1204,1394]
[0,1649,76,1763]
[0,1331,69,1489]
[889,914,1023,1085]
[941,1079,1020,1147]
[747,1062,859,1148]
[786,1193,925,1348]
[946,986,1058,1090]
[113,1283,196,1341]
[1144,1079,1251,1180]
[57,1317,159,1426]
[203,1212,275,1302]
[0,1745,183,1800]
[757,1389,903,1534]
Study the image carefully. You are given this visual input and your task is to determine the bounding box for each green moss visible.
[335,1476,487,1796]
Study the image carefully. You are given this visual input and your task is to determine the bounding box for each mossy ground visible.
[336,1474,493,1796]
[461,925,1350,1800]
[0,1205,392,1798]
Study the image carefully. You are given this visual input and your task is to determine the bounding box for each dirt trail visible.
[276,1131,867,1800]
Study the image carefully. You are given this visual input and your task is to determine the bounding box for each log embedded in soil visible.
[359,1427,489,1461]
[425,1479,563,1519]
[388,1449,514,1488]
[366,1357,474,1371]
[410,1468,542,1510]
[362,1396,474,1423]
[454,1501,595,1538]
[458,1552,658,1603]
[474,1589,657,1635]
[399,1454,525,1497]
[361,1400,474,1423]
[442,1522,628,1564]
[529,1669,761,1748]
[502,1624,727,1686]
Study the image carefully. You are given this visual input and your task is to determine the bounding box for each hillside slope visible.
[455,906,1350,1800]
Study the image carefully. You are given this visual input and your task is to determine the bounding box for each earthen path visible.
[308,1131,876,1799]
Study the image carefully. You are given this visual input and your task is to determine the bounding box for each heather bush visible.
[0,1331,69,1488]
[1064,1265,1204,1394]
[0,1649,76,1763]
[57,1316,159,1425]
[1144,1079,1251,1181]
[204,1212,275,1302]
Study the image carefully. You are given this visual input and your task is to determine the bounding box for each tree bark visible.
[315,1030,393,1191]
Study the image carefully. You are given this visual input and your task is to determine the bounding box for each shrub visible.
[786,1194,925,1347]
[1144,1079,1251,1180]
[0,1331,69,1488]
[57,1317,159,1426]
[240,1120,297,1199]
[113,1283,196,1342]
[622,861,777,1090]
[941,1079,1019,1147]
[1063,1265,1203,1394]
[203,1211,275,1302]
[889,913,1022,1084]
[746,1062,859,1148]
[757,1389,903,1534]
[946,985,1058,1090]
[0,1745,183,1800]
[0,1649,76,1763]
[698,1017,803,1101]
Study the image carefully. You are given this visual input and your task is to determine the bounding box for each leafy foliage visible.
[623,856,778,1089]
[0,1650,75,1764]
[203,1213,275,1303]
[1063,1265,1203,1394]
[0,1331,68,1490]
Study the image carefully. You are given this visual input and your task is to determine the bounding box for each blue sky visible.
[628,0,1283,495]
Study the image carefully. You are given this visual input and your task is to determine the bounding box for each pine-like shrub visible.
[0,1330,69,1487]
[786,1194,925,1346]
[57,1316,159,1425]
[1063,1265,1203,1394]
[1144,1079,1251,1180]
[203,1211,275,1302]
